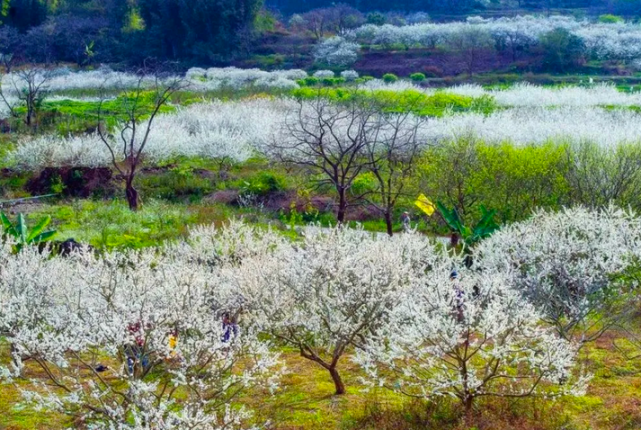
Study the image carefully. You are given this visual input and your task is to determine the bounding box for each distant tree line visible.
[267,0,639,16]
[0,0,263,66]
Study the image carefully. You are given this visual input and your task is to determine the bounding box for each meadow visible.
[2,65,641,430]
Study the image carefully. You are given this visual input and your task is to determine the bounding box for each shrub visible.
[409,72,426,82]
[299,76,320,86]
[540,28,586,72]
[242,171,287,196]
[366,11,386,26]
[382,73,398,83]
[598,14,624,23]
[340,70,359,81]
[313,70,335,79]
[321,77,346,86]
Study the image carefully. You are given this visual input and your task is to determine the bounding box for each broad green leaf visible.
[30,230,57,244]
[17,214,27,244]
[27,216,52,243]
[0,212,17,237]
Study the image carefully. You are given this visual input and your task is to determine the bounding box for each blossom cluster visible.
[186,67,307,91]
[313,36,360,67]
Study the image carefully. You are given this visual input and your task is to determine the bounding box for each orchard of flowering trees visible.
[2,207,641,426]
[10,90,641,171]
[346,15,641,63]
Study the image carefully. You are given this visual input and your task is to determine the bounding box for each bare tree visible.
[363,113,426,236]
[97,72,186,211]
[565,141,641,211]
[0,68,51,127]
[448,26,494,76]
[271,94,377,224]
[301,8,335,41]
[0,53,14,73]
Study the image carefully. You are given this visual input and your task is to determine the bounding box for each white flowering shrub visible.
[0,224,283,429]
[447,82,641,107]
[189,67,303,91]
[312,70,335,79]
[420,106,641,148]
[356,264,588,415]
[313,36,360,67]
[474,206,641,343]
[1,66,306,96]
[340,70,359,81]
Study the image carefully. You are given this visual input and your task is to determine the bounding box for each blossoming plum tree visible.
[473,206,641,344]
[356,264,587,418]
[230,227,440,395]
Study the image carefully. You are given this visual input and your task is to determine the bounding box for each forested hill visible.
[266,0,638,15]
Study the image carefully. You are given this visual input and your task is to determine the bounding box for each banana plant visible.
[1,212,57,252]
[436,202,499,249]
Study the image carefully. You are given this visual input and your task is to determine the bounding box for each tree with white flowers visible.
[0,232,281,429]
[313,36,360,67]
[230,226,439,395]
[473,206,641,344]
[356,265,587,419]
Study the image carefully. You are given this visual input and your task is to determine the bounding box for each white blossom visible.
[356,263,587,412]
[313,36,360,67]
[473,206,641,343]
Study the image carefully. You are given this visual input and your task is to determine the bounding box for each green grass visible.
[292,87,497,117]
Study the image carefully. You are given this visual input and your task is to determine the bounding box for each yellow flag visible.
[415,194,436,216]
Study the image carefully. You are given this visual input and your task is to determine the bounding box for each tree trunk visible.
[463,395,474,423]
[126,182,139,211]
[336,189,347,224]
[26,105,34,126]
[384,211,393,236]
[329,366,345,395]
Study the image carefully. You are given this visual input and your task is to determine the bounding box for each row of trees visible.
[268,0,639,15]
[1,206,639,426]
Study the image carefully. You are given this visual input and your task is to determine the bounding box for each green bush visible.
[540,28,586,72]
[138,167,215,202]
[298,76,320,87]
[366,11,386,26]
[382,73,398,83]
[410,72,426,82]
[598,14,624,23]
[242,171,287,196]
[321,77,346,87]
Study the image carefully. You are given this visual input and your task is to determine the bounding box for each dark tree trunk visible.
[463,395,474,423]
[329,366,345,395]
[337,189,347,224]
[126,182,139,211]
[385,211,393,236]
